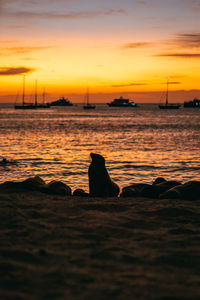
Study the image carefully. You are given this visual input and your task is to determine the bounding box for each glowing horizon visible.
[1,0,200,103]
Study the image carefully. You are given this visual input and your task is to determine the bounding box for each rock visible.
[0,176,46,192]
[140,180,182,198]
[160,181,200,200]
[152,177,166,185]
[120,183,150,197]
[73,189,89,197]
[46,180,72,195]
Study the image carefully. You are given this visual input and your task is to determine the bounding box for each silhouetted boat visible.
[184,97,200,108]
[159,78,180,109]
[35,87,50,108]
[107,96,136,107]
[15,75,36,109]
[83,89,96,109]
[50,97,73,106]
[15,77,50,109]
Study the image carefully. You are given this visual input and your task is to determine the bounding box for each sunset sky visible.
[0,0,200,103]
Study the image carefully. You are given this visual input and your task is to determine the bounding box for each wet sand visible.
[0,191,200,300]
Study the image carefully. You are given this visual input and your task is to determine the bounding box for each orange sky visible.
[0,0,200,103]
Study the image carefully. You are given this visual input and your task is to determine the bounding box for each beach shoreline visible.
[1,189,200,299]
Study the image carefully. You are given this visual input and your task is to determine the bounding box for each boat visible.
[34,86,50,109]
[15,77,50,109]
[50,97,73,106]
[83,89,96,109]
[15,75,36,109]
[107,96,136,107]
[159,78,180,109]
[184,97,200,108]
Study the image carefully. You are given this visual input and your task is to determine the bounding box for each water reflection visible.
[0,104,200,191]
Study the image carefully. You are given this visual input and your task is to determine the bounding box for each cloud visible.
[164,81,181,85]
[112,82,148,88]
[137,1,147,5]
[155,32,200,58]
[1,46,52,55]
[122,42,152,49]
[156,53,200,58]
[0,67,35,75]
[173,33,200,48]
[3,8,126,20]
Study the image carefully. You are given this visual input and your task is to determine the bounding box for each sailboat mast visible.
[35,80,37,105]
[22,74,25,106]
[86,88,89,105]
[166,77,169,105]
[43,88,45,103]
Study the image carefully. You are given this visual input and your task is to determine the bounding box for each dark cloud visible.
[174,33,200,48]
[156,53,200,58]
[0,67,35,75]
[164,81,181,85]
[122,42,152,49]
[5,8,126,20]
[112,82,148,88]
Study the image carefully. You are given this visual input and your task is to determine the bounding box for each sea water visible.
[0,103,199,192]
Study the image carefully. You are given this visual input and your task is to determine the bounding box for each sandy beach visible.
[1,189,200,300]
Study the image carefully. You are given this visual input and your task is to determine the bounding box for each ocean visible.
[0,103,200,192]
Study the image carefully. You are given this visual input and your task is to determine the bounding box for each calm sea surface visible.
[0,103,199,192]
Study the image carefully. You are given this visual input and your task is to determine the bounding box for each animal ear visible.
[90,153,95,159]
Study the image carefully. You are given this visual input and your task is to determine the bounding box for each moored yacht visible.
[50,97,73,106]
[184,97,200,108]
[107,96,136,107]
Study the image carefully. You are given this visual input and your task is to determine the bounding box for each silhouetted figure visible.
[0,158,9,166]
[88,153,120,197]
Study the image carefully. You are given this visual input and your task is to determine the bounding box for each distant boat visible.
[159,78,180,109]
[34,86,50,109]
[83,89,96,109]
[107,96,136,107]
[184,97,200,108]
[15,77,50,109]
[50,97,73,106]
[15,75,36,109]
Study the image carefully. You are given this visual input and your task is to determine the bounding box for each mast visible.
[22,74,25,106]
[166,77,169,105]
[35,80,37,105]
[86,88,89,105]
[43,88,45,103]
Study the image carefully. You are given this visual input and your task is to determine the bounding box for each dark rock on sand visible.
[46,180,72,196]
[121,180,181,198]
[73,189,89,197]
[0,176,46,192]
[140,180,181,198]
[120,183,150,197]
[160,181,200,200]
[0,176,72,196]
[152,177,166,185]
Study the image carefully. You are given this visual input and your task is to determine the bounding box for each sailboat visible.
[15,75,37,109]
[159,78,180,109]
[14,77,50,109]
[83,89,96,109]
[33,84,50,109]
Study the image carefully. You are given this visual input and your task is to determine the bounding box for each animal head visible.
[90,153,105,166]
